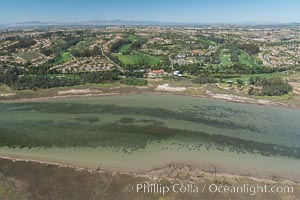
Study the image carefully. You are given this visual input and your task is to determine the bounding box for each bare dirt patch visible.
[57,89,100,95]
[156,84,187,92]
[0,93,15,97]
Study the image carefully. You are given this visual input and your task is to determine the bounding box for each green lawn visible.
[219,49,232,65]
[240,73,283,82]
[74,39,95,51]
[53,51,72,65]
[118,34,140,54]
[238,52,261,68]
[119,44,131,53]
[114,51,165,66]
[128,34,138,42]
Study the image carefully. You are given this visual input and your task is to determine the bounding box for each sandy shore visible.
[0,89,295,110]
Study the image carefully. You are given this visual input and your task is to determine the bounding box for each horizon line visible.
[1,19,300,26]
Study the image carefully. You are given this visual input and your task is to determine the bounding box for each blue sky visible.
[0,0,300,24]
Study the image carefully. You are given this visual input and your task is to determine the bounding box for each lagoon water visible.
[0,94,300,181]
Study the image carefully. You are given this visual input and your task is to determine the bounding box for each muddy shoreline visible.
[0,155,298,185]
[0,90,295,110]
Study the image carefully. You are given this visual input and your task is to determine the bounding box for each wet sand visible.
[0,143,300,182]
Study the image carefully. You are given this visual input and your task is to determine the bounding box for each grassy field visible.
[73,38,96,51]
[238,52,262,68]
[221,73,282,83]
[119,44,131,53]
[128,34,138,41]
[219,49,232,65]
[115,34,166,66]
[240,73,282,81]
[53,51,72,65]
[115,51,165,66]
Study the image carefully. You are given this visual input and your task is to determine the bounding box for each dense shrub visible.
[81,70,120,84]
[248,76,293,96]
[110,39,130,53]
[193,76,216,84]
[14,76,80,90]
[121,78,148,86]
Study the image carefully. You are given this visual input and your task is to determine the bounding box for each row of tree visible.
[71,46,102,58]
[0,66,121,90]
[193,75,216,84]
[14,76,80,90]
[238,43,260,55]
[80,70,120,84]
[121,77,148,86]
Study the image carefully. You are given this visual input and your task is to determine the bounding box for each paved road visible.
[168,55,174,70]
[100,45,125,73]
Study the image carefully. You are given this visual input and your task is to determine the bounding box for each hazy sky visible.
[1,0,300,24]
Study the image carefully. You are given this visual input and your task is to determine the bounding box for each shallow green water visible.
[0,94,300,180]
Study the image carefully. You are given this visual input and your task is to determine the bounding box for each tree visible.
[2,67,21,86]
[193,76,216,84]
[248,76,293,96]
[236,79,244,87]
[239,43,260,55]
[81,70,120,84]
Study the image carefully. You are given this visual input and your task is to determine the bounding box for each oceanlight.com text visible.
[124,182,294,196]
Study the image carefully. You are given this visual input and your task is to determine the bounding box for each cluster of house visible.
[146,69,167,78]
[149,37,172,45]
[144,69,183,78]
[53,57,115,73]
